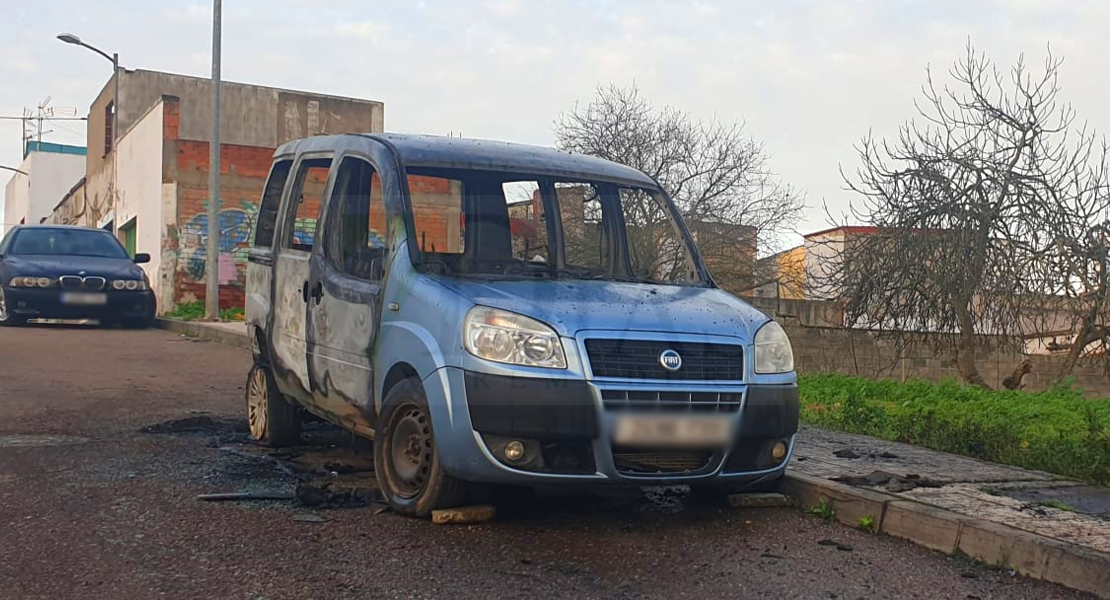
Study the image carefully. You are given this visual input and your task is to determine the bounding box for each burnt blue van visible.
[245,133,798,517]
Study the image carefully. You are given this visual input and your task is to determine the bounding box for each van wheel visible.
[245,365,301,447]
[374,378,470,517]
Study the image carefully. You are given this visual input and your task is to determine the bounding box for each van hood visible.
[431,277,769,340]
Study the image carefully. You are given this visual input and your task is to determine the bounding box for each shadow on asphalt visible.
[139,414,730,523]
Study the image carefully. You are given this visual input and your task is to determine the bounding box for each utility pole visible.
[205,0,223,320]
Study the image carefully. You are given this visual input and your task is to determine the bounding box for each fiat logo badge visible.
[659,349,683,371]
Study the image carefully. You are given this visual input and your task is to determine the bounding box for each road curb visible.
[782,472,1110,599]
[154,318,250,349]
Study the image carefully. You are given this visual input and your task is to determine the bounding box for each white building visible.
[2,141,87,235]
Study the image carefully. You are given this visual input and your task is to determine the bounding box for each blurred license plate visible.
[613,415,732,448]
[61,292,107,305]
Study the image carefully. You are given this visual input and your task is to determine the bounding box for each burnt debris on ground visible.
[833,470,945,493]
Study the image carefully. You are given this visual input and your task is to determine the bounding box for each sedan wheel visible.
[0,288,24,327]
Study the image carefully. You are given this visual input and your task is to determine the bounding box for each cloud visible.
[4,0,1110,246]
[483,0,522,17]
[334,20,381,40]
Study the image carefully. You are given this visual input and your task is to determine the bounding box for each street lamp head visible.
[57,33,82,45]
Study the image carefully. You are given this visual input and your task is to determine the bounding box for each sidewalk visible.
[788,426,1110,598]
[155,318,1110,598]
[154,318,250,349]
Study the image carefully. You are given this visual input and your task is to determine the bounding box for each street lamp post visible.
[57,34,119,152]
[57,33,119,234]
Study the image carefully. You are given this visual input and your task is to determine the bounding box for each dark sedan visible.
[0,225,156,328]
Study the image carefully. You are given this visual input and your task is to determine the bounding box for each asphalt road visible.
[0,325,1096,600]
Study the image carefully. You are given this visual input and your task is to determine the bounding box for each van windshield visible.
[404,168,705,286]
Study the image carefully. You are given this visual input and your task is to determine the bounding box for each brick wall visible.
[173,139,276,308]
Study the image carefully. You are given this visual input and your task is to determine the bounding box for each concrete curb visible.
[782,472,1110,599]
[154,318,250,349]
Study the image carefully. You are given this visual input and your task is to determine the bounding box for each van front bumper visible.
[424,367,799,486]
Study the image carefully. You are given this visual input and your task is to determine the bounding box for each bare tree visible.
[554,84,803,293]
[829,43,1103,388]
[1039,172,1110,378]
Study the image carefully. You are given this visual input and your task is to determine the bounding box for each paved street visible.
[0,326,1097,600]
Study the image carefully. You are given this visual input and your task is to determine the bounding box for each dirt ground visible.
[0,326,1097,600]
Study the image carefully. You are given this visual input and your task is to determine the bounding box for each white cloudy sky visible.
[2,0,1109,247]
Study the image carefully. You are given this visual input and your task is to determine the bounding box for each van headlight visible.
[464,306,567,369]
[754,320,794,374]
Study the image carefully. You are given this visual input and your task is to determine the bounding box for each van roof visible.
[276,133,659,188]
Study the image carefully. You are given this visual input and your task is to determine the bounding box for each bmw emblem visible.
[659,349,682,371]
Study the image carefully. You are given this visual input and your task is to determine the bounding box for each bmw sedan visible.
[0,225,156,328]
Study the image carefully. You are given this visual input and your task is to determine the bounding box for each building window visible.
[104,102,114,155]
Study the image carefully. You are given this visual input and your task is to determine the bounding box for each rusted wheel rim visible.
[388,405,432,498]
[247,368,268,441]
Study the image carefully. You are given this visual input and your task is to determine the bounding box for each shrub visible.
[163,301,244,322]
[799,373,1110,484]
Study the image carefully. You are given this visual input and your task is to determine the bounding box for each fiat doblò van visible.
[245,133,798,517]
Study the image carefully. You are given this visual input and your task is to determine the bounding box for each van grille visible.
[600,389,743,413]
[585,339,744,380]
[613,451,714,475]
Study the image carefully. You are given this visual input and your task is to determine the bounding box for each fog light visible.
[772,441,788,461]
[503,440,526,463]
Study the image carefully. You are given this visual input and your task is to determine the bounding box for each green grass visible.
[799,373,1110,485]
[163,301,244,322]
[857,514,877,532]
[1035,499,1076,512]
[805,497,836,520]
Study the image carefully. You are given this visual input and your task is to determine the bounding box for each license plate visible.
[613,415,733,448]
[61,292,108,306]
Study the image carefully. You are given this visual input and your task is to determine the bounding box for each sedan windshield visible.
[9,228,129,259]
[404,168,705,286]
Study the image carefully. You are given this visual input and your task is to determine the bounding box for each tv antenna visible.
[0,95,86,158]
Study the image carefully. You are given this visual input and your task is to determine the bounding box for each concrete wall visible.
[804,230,845,300]
[788,325,1110,396]
[2,150,85,232]
[114,99,167,297]
[84,69,385,242]
[48,179,87,226]
[750,297,845,328]
[3,173,29,234]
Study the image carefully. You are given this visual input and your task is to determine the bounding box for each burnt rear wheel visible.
[245,365,301,447]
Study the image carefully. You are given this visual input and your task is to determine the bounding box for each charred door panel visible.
[304,154,385,437]
[269,155,333,402]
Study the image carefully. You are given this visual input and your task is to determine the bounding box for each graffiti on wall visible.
[179,199,321,285]
[180,201,259,283]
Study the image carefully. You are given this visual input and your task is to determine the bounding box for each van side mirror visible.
[134,253,151,264]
